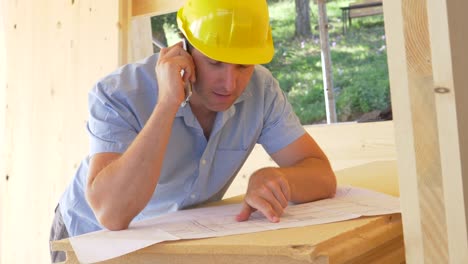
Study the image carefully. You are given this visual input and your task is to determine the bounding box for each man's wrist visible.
[154,99,181,116]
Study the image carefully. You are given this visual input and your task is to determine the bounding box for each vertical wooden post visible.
[119,0,132,65]
[384,0,468,262]
[0,1,6,262]
[316,0,337,124]
[383,2,430,262]
[427,0,468,262]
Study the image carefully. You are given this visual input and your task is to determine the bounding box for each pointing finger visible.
[236,202,254,222]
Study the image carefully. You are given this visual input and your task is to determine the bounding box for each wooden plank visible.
[348,0,383,19]
[382,0,425,263]
[0,1,6,262]
[349,8,382,19]
[384,0,458,262]
[132,0,185,18]
[426,0,468,262]
[349,6,383,18]
[119,0,132,65]
[0,0,132,263]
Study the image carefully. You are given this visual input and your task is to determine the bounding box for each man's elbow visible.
[327,174,337,198]
[98,213,130,231]
[324,170,337,198]
[86,191,131,231]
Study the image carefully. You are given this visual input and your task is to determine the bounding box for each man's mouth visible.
[213,91,231,97]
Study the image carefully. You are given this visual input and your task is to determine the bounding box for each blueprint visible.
[69,186,400,263]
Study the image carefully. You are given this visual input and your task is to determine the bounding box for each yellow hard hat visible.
[177,0,274,65]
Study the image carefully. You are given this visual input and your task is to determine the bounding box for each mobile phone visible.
[180,39,192,107]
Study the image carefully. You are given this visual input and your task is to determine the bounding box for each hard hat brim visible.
[186,33,274,65]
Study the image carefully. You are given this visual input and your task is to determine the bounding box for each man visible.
[50,0,336,262]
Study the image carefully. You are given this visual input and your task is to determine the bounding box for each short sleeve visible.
[86,80,139,156]
[84,54,159,156]
[258,77,305,154]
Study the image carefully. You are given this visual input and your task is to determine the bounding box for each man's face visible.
[189,48,255,113]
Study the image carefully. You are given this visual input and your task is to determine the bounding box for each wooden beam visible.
[382,0,425,258]
[385,0,468,262]
[132,0,185,18]
[120,0,132,65]
[427,0,468,262]
[0,2,6,261]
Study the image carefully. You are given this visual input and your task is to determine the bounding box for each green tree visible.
[151,13,177,52]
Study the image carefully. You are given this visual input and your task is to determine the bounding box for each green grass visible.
[156,0,390,124]
[266,0,390,123]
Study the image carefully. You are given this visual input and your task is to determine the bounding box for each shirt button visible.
[190,194,196,199]
[201,159,206,165]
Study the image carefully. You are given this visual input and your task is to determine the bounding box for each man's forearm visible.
[86,102,179,230]
[278,157,336,203]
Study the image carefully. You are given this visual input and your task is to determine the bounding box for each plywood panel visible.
[0,0,131,263]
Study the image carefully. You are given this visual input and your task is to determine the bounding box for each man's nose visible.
[223,64,238,92]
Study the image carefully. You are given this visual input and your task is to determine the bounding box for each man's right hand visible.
[155,41,196,110]
[86,43,196,231]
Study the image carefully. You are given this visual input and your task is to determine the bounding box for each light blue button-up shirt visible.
[59,54,306,237]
